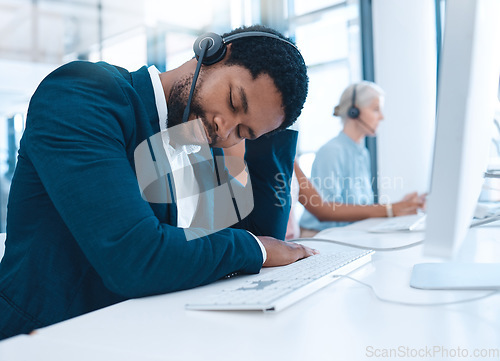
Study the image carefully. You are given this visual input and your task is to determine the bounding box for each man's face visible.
[167,65,285,148]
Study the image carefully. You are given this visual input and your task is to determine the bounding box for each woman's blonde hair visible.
[333,81,385,123]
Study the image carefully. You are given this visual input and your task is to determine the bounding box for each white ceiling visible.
[0,0,146,116]
[0,0,144,64]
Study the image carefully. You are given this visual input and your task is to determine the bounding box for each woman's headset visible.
[346,84,377,135]
[347,85,361,119]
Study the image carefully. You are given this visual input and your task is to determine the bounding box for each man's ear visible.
[220,43,232,63]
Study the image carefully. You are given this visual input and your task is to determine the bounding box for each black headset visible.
[182,31,300,124]
[193,31,299,65]
[346,83,377,135]
[347,84,360,119]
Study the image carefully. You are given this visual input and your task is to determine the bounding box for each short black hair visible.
[221,25,308,131]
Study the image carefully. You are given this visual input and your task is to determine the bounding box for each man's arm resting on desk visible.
[20,62,270,297]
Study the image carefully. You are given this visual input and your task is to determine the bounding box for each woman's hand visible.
[392,192,427,216]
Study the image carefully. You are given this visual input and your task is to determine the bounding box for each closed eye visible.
[236,125,256,140]
[229,86,236,111]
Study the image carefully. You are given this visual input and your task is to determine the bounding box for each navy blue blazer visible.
[0,61,296,339]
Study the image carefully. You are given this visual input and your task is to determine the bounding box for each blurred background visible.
[0,0,499,232]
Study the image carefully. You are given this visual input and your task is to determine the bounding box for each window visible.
[287,0,362,156]
[0,0,363,231]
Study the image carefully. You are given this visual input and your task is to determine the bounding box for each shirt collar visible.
[147,65,168,131]
[339,131,366,152]
[148,66,201,157]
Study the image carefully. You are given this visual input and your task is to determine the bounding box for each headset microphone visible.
[347,84,376,135]
[357,117,376,135]
[181,38,210,124]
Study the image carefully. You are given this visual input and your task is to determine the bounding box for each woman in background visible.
[298,81,425,236]
[224,82,425,239]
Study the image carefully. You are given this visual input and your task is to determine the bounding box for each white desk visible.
[1,222,500,360]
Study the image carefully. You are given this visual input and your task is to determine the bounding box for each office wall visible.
[371,0,436,203]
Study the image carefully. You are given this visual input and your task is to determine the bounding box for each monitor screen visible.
[424,0,500,258]
[410,0,500,290]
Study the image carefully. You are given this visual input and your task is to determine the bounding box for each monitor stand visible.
[410,263,500,290]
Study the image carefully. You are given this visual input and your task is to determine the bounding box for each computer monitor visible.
[410,0,500,290]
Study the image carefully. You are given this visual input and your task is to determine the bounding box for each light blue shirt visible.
[299,131,374,230]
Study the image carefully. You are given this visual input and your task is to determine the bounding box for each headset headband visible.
[223,31,298,50]
[347,84,360,119]
[193,31,300,66]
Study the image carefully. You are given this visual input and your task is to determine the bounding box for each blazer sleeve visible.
[231,130,298,240]
[23,61,263,298]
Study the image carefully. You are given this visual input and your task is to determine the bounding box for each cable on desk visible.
[331,275,499,307]
[289,237,424,252]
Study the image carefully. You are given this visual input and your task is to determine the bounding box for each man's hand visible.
[257,236,319,267]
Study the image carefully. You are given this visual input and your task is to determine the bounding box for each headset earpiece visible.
[347,105,360,119]
[193,32,226,65]
[347,84,360,119]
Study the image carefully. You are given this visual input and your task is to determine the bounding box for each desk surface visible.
[1,221,500,361]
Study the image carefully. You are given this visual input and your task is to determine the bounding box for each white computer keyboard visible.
[186,247,374,312]
[368,206,500,233]
[368,214,427,233]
